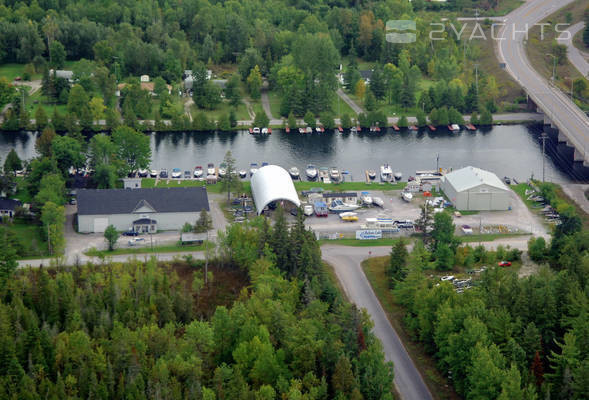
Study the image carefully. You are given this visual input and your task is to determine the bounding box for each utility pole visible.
[540,132,549,182]
[436,153,439,172]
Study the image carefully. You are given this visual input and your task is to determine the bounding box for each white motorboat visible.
[360,192,372,205]
[329,167,341,182]
[218,168,226,177]
[171,168,182,178]
[207,163,215,176]
[193,166,203,178]
[252,127,261,134]
[150,169,158,178]
[305,127,313,134]
[367,170,376,180]
[401,191,413,202]
[315,127,321,133]
[394,172,402,181]
[372,197,384,207]
[305,164,318,180]
[303,204,314,216]
[289,167,300,179]
[138,169,149,177]
[250,163,259,176]
[380,164,393,182]
[239,169,247,178]
[328,199,360,213]
[261,127,269,134]
[448,124,460,132]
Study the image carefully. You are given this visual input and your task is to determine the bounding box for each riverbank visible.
[0,112,544,133]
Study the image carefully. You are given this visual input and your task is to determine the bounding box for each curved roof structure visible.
[251,165,300,214]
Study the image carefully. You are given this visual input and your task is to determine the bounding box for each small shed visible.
[122,178,142,189]
[140,75,150,82]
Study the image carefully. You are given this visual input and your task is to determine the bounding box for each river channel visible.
[0,124,586,182]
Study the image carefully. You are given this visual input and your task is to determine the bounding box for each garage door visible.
[93,218,109,233]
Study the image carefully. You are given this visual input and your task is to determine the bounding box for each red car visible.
[498,261,512,267]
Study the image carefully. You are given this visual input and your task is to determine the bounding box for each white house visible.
[76,187,209,233]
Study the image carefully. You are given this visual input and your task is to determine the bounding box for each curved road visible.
[557,22,589,77]
[322,245,433,400]
[497,0,589,161]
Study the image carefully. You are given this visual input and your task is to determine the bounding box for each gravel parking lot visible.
[302,188,548,238]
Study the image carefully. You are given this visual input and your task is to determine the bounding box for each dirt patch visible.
[167,261,250,319]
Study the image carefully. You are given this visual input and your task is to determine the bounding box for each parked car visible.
[498,261,512,267]
[128,238,145,246]
[122,230,139,236]
[160,169,168,178]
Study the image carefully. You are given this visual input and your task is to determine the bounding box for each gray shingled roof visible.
[76,187,209,216]
[0,198,21,211]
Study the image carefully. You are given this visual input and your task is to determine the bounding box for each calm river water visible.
[0,124,586,182]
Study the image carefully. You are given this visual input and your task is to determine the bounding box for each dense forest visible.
[0,0,520,132]
[389,184,589,399]
[0,211,395,399]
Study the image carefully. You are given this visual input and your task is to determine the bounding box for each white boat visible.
[339,212,358,219]
[171,168,182,178]
[329,167,341,182]
[207,163,215,175]
[299,128,305,134]
[218,168,226,177]
[328,199,360,213]
[394,172,402,181]
[303,204,314,216]
[367,170,376,180]
[150,169,158,178]
[193,166,203,178]
[448,124,460,132]
[372,197,384,207]
[315,127,321,133]
[401,191,413,202]
[305,127,313,134]
[360,192,372,205]
[380,164,393,182]
[289,167,300,179]
[239,169,247,178]
[261,127,269,134]
[138,169,149,177]
[250,163,258,176]
[306,164,318,180]
[252,127,261,134]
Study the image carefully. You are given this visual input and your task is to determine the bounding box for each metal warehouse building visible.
[251,165,301,215]
[77,187,209,233]
[440,166,510,211]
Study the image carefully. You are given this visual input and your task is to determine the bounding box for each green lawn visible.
[458,233,530,243]
[142,178,404,194]
[0,63,42,81]
[331,92,357,117]
[320,238,402,247]
[85,242,211,257]
[26,90,68,116]
[294,181,406,192]
[9,220,51,259]
[191,100,250,121]
[267,90,282,120]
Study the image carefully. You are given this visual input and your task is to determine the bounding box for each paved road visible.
[323,245,432,400]
[261,90,275,120]
[497,0,589,162]
[337,88,363,114]
[557,22,589,77]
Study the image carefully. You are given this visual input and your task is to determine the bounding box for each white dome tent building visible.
[250,165,301,215]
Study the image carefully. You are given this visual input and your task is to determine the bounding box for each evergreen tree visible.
[398,115,408,128]
[388,239,408,288]
[3,149,22,176]
[287,112,297,129]
[341,113,352,129]
[480,106,493,125]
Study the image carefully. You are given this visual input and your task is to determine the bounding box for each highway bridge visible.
[497,0,589,166]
